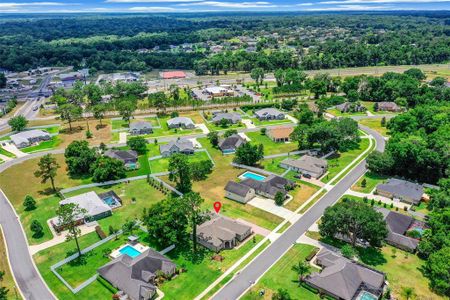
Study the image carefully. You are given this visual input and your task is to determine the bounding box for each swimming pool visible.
[357,291,378,300]
[119,245,142,258]
[240,171,266,181]
[103,196,116,206]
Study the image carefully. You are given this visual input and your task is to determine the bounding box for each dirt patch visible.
[58,119,112,147]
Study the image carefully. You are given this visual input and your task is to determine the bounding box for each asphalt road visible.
[0,151,64,300]
[212,125,385,300]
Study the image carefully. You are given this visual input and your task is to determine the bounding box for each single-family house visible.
[280,155,328,178]
[225,174,294,201]
[51,191,112,232]
[376,102,402,112]
[376,178,424,205]
[266,126,294,142]
[305,249,385,300]
[218,134,246,153]
[254,108,285,121]
[376,208,422,252]
[129,121,152,135]
[104,150,138,169]
[167,117,195,129]
[10,129,51,148]
[97,248,176,300]
[335,102,366,113]
[159,139,195,157]
[212,112,241,124]
[197,215,252,252]
[224,181,256,203]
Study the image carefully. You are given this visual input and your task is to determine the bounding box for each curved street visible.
[211,125,385,300]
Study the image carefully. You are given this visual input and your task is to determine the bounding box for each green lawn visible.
[327,108,367,117]
[34,232,115,300]
[161,235,263,299]
[242,244,320,300]
[246,131,298,156]
[360,101,400,115]
[206,120,247,132]
[358,118,390,136]
[21,136,62,153]
[351,172,388,193]
[260,154,301,174]
[321,138,370,183]
[149,151,212,174]
[0,146,15,158]
[126,154,151,177]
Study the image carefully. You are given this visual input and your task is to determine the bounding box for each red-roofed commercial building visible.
[161,71,186,79]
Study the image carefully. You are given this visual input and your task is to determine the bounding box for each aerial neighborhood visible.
[0,10,449,300]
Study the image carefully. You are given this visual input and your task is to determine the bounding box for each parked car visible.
[303,173,312,179]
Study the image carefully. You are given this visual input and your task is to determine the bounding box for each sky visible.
[0,0,449,13]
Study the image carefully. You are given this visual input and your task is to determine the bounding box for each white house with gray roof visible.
[254,108,285,120]
[10,129,51,148]
[129,121,152,135]
[280,155,328,178]
[212,112,241,124]
[224,181,256,203]
[376,178,424,205]
[305,249,385,300]
[159,139,195,157]
[197,215,252,252]
[97,248,176,300]
[167,117,195,129]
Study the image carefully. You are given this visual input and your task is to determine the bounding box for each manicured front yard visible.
[351,172,388,193]
[161,235,263,299]
[246,131,298,156]
[321,138,370,183]
[242,243,320,300]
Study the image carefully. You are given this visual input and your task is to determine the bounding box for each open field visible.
[284,180,321,211]
[246,131,298,156]
[148,151,211,174]
[242,243,319,300]
[0,228,21,300]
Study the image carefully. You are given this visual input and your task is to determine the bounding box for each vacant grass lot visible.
[246,131,298,156]
[0,228,21,300]
[148,151,211,174]
[192,138,283,230]
[34,233,114,300]
[358,118,390,137]
[242,243,319,300]
[351,172,388,193]
[321,138,370,183]
[161,235,263,299]
[260,154,301,174]
[284,180,320,211]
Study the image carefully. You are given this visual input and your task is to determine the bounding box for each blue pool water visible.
[119,245,142,258]
[241,171,266,181]
[357,291,378,300]
[103,196,116,206]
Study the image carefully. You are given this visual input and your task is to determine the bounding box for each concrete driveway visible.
[2,142,27,158]
[248,196,300,220]
[242,119,256,129]
[196,123,210,134]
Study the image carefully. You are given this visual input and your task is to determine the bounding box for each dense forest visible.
[0,12,449,72]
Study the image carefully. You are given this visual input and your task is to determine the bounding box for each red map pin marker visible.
[213,201,222,214]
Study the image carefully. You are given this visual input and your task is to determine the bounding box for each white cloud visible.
[302,4,393,10]
[105,0,203,2]
[178,1,278,8]
[0,2,65,8]
[128,6,190,11]
[297,2,314,5]
[320,0,449,3]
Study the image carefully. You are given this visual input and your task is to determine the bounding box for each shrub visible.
[341,245,356,259]
[95,225,107,239]
[23,195,37,211]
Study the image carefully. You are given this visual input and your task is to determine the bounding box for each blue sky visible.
[0,0,448,13]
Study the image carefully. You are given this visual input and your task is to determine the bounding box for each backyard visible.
[241,243,320,300]
[148,150,212,174]
[246,131,298,156]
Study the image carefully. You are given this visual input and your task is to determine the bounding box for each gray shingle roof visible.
[212,112,241,123]
[10,129,50,145]
[225,181,252,197]
[59,191,111,219]
[167,117,194,127]
[130,121,152,131]
[254,108,284,118]
[159,139,194,154]
[306,249,385,300]
[97,248,176,300]
[104,150,138,162]
[377,178,423,204]
[218,134,246,151]
[281,155,327,174]
[197,215,252,248]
